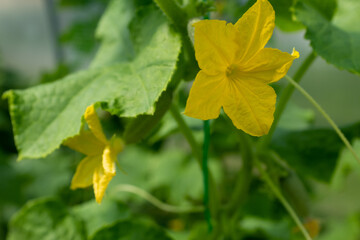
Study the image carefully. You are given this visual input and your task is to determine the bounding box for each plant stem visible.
[254,159,313,240]
[169,104,219,219]
[153,0,188,31]
[115,184,204,213]
[203,120,212,232]
[226,132,253,216]
[258,51,317,150]
[170,104,201,162]
[284,75,360,164]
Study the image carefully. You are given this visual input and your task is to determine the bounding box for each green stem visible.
[203,120,212,232]
[254,159,313,240]
[226,132,253,216]
[115,184,204,213]
[169,104,219,220]
[153,0,187,31]
[258,51,317,150]
[284,75,360,164]
[170,104,202,162]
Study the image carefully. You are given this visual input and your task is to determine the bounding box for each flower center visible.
[226,64,239,80]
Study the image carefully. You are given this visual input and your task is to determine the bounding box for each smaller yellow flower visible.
[63,105,124,203]
[184,0,299,136]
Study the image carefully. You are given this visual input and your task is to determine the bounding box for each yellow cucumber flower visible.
[184,0,299,136]
[63,105,124,203]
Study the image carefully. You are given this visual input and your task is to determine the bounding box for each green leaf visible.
[271,122,360,182]
[294,0,360,74]
[72,199,131,237]
[91,219,173,240]
[90,0,136,68]
[124,88,173,144]
[332,0,360,32]
[300,0,337,20]
[269,0,304,32]
[7,198,86,240]
[4,3,181,159]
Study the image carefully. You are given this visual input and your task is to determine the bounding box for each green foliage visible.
[221,0,304,32]
[317,214,360,240]
[124,89,173,144]
[294,0,360,74]
[269,0,304,32]
[108,146,222,206]
[91,219,174,240]
[7,198,86,240]
[39,64,71,84]
[4,2,181,159]
[0,152,27,207]
[277,102,314,130]
[72,200,131,237]
[271,122,360,182]
[90,0,136,68]
[60,17,100,54]
[14,148,78,198]
[3,0,360,239]
[332,0,360,32]
[299,0,337,20]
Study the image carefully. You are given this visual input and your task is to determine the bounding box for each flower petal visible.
[93,165,114,203]
[70,155,101,189]
[102,145,116,176]
[84,105,108,144]
[240,48,300,83]
[223,78,276,136]
[63,129,105,156]
[184,71,226,120]
[194,20,239,74]
[234,0,275,63]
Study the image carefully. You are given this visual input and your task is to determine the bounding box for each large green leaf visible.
[332,0,360,32]
[4,3,181,159]
[91,219,173,240]
[90,0,136,68]
[294,0,360,74]
[300,0,337,20]
[269,0,304,32]
[7,198,86,240]
[271,122,360,182]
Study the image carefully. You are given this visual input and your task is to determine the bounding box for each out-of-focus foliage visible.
[2,0,360,239]
[271,122,360,182]
[294,0,360,74]
[91,219,174,240]
[7,198,86,240]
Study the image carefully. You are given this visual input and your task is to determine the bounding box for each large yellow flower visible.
[184,0,299,136]
[63,105,124,203]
